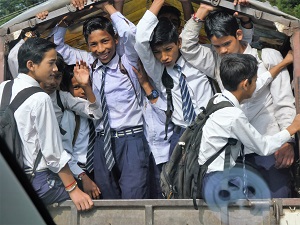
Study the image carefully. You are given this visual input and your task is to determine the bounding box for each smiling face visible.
[70,76,86,99]
[87,29,118,64]
[152,41,181,68]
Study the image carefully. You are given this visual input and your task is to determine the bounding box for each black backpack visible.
[160,96,237,209]
[0,80,43,170]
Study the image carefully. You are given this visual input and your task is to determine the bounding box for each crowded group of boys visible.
[1,0,300,211]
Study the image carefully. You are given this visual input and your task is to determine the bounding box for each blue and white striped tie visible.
[175,64,196,125]
[99,66,115,171]
[86,119,95,173]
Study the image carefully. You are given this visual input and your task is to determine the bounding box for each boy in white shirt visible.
[0,37,93,210]
[200,53,300,205]
[180,3,295,197]
[135,0,214,157]
[60,63,101,199]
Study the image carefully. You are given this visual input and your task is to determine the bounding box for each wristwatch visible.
[146,90,159,100]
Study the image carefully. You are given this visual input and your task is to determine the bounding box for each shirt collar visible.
[222,90,241,109]
[94,53,119,71]
[175,55,185,69]
[242,41,252,55]
[17,73,41,87]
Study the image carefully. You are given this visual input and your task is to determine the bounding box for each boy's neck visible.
[230,90,245,104]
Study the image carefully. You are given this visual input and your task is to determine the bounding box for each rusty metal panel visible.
[48,199,275,225]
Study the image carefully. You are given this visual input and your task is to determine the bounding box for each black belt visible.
[97,125,143,138]
[173,125,185,134]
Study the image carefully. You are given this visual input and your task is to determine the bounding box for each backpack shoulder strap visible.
[9,86,44,113]
[162,67,174,140]
[56,90,64,113]
[118,57,140,104]
[72,113,81,146]
[0,80,14,110]
[204,95,233,117]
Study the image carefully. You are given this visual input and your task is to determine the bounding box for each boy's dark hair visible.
[158,5,181,28]
[60,64,75,92]
[150,17,179,50]
[18,37,56,74]
[204,11,239,40]
[83,16,116,43]
[56,53,66,73]
[220,53,258,91]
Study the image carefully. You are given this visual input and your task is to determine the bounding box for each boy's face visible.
[70,76,86,99]
[152,41,181,68]
[87,29,118,65]
[210,30,243,56]
[40,72,62,95]
[30,48,58,88]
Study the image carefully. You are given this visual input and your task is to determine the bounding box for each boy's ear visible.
[114,34,119,45]
[26,60,35,72]
[236,29,243,41]
[241,79,250,91]
[178,38,182,49]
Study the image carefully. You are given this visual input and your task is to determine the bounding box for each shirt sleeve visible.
[8,39,25,78]
[52,26,95,65]
[34,94,71,173]
[179,18,216,78]
[135,10,165,86]
[149,97,167,124]
[231,109,291,156]
[60,110,84,177]
[262,48,296,132]
[60,91,102,119]
[111,11,138,67]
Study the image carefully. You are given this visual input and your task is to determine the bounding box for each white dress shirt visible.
[180,18,296,153]
[199,91,291,173]
[0,74,71,173]
[135,10,214,128]
[53,12,143,131]
[141,86,173,164]
[49,90,102,125]
[8,39,25,78]
[60,109,89,177]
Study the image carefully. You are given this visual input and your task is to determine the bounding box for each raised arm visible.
[73,60,96,104]
[179,0,194,22]
[132,62,167,127]
[100,2,139,66]
[179,3,216,78]
[52,20,94,65]
[135,0,165,85]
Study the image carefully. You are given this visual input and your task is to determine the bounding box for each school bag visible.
[0,80,43,179]
[161,68,218,140]
[160,95,237,209]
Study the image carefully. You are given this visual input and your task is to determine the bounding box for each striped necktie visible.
[175,64,196,125]
[99,66,115,171]
[86,119,95,173]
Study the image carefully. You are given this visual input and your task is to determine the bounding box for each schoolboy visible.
[60,62,101,199]
[52,2,151,199]
[200,53,300,204]
[180,3,295,197]
[0,37,93,210]
[135,0,214,155]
